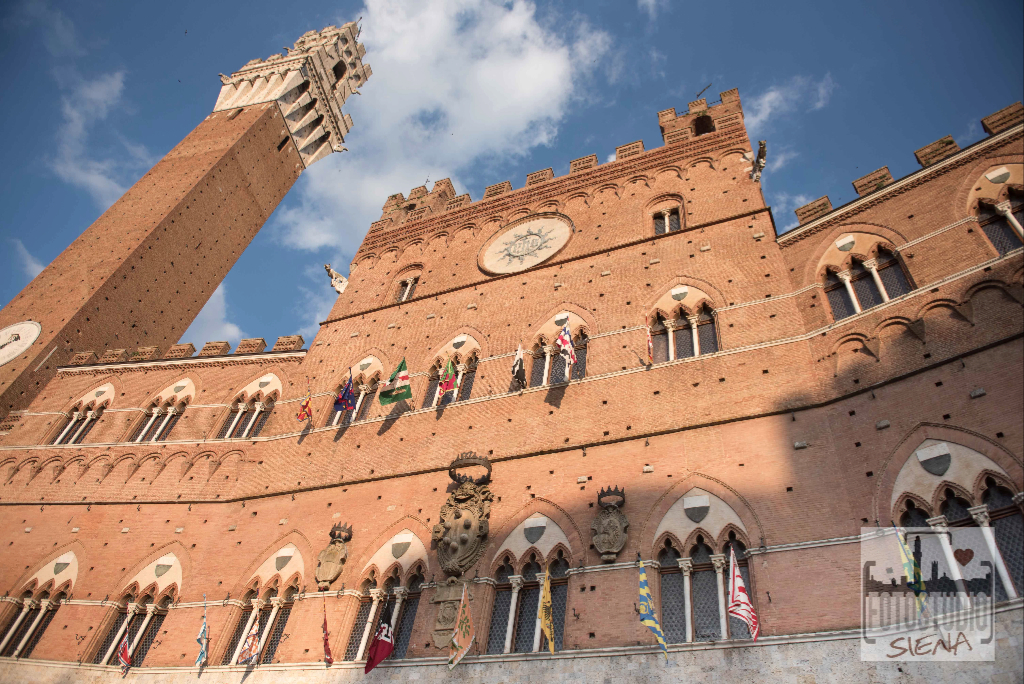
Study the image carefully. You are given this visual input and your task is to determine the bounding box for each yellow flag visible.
[539,571,555,653]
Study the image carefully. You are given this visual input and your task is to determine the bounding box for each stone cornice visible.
[779,124,1023,245]
[55,350,306,375]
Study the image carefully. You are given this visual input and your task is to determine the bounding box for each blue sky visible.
[2,0,1021,350]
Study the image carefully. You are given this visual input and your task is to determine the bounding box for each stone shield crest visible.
[315,523,352,590]
[591,486,628,562]
[431,454,493,577]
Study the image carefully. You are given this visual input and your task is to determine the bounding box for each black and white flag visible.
[512,344,526,389]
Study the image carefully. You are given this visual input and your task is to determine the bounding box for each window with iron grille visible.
[571,336,588,380]
[229,407,252,439]
[50,412,78,445]
[141,409,166,442]
[405,277,418,300]
[697,307,719,354]
[1,605,38,656]
[220,608,252,665]
[674,322,695,359]
[939,489,972,523]
[71,410,100,444]
[133,611,166,665]
[985,480,1023,597]
[651,319,669,363]
[486,560,515,654]
[541,556,570,651]
[343,600,373,661]
[549,351,568,384]
[724,540,751,639]
[422,368,440,408]
[979,211,1023,256]
[391,593,420,659]
[849,262,884,310]
[92,611,128,663]
[248,401,274,437]
[689,540,720,641]
[438,385,455,407]
[121,613,145,661]
[513,585,539,652]
[653,210,681,236]
[155,406,184,442]
[825,271,856,321]
[658,543,687,643]
[20,599,61,658]
[529,349,547,387]
[260,603,292,664]
[357,387,377,420]
[900,501,930,528]
[215,409,239,439]
[458,365,476,401]
[876,252,912,298]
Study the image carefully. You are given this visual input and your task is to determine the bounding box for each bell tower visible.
[0,23,371,419]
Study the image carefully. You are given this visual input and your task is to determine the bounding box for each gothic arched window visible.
[133,596,173,667]
[68,405,103,444]
[343,579,377,661]
[689,536,721,641]
[247,397,275,437]
[824,270,856,321]
[220,589,257,665]
[939,488,972,523]
[49,408,82,445]
[875,249,913,298]
[18,591,66,659]
[658,539,687,644]
[651,316,669,364]
[513,555,543,653]
[723,533,752,639]
[458,356,478,401]
[486,557,516,654]
[983,478,1023,597]
[850,260,885,310]
[696,305,719,355]
[542,552,571,651]
[529,345,547,388]
[356,382,378,421]
[900,500,930,528]
[977,202,1024,256]
[391,569,424,659]
[571,332,589,380]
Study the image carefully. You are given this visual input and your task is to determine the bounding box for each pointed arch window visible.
[875,250,912,298]
[978,202,1024,256]
[356,383,378,421]
[512,556,542,653]
[529,345,547,388]
[246,397,275,437]
[0,597,41,657]
[259,588,296,665]
[689,536,722,641]
[17,591,66,659]
[543,552,570,651]
[824,270,857,321]
[422,363,441,409]
[50,409,82,445]
[571,333,589,380]
[658,539,687,644]
[900,500,930,527]
[220,590,256,665]
[486,558,515,654]
[651,316,670,364]
[723,534,752,639]
[217,401,248,440]
[133,597,173,667]
[696,306,719,355]
[343,580,377,661]
[850,261,885,310]
[391,570,424,659]
[983,479,1023,597]
[939,488,972,523]
[458,357,478,401]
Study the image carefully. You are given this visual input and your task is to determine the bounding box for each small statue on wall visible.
[591,486,628,562]
[315,522,352,590]
[749,140,767,182]
[325,263,348,295]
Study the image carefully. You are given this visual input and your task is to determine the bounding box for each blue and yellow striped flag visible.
[893,524,928,618]
[637,553,669,660]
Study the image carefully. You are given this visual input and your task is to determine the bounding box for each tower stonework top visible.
[214,23,372,167]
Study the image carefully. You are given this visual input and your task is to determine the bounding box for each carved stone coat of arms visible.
[431,455,493,577]
[315,523,352,590]
[591,487,628,562]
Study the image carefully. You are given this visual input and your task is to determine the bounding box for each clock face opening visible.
[478,214,573,275]
[0,321,41,368]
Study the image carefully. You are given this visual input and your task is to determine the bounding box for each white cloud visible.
[767,148,798,173]
[273,0,613,259]
[606,152,617,163]
[768,191,814,232]
[180,284,246,348]
[10,239,44,280]
[14,0,85,58]
[637,0,669,20]
[745,74,836,136]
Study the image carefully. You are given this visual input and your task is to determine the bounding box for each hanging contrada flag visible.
[511,344,526,389]
[447,583,475,670]
[195,594,208,666]
[646,324,654,365]
[438,356,458,393]
[539,571,556,653]
[334,371,357,413]
[726,546,760,641]
[555,322,577,365]
[893,523,928,618]
[636,553,669,660]
[237,614,261,664]
[379,358,412,405]
[117,626,132,674]
[364,599,394,673]
[296,376,313,422]
[321,599,334,665]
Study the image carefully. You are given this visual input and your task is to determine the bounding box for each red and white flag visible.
[237,614,261,664]
[116,626,132,674]
[726,546,759,641]
[555,323,577,365]
[322,604,333,665]
[364,601,394,673]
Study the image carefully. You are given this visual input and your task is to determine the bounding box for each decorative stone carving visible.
[431,454,493,577]
[325,264,349,294]
[315,522,352,590]
[749,140,767,182]
[430,578,472,648]
[591,486,628,562]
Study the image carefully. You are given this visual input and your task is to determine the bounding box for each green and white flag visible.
[379,358,413,405]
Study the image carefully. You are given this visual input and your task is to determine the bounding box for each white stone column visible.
[128,604,159,658]
[239,402,264,439]
[926,516,972,610]
[688,316,700,357]
[711,554,728,639]
[101,603,139,666]
[996,201,1024,240]
[542,346,554,386]
[135,408,162,443]
[150,407,176,442]
[968,504,1018,599]
[454,364,466,400]
[532,572,547,652]
[666,321,677,361]
[230,599,263,665]
[504,576,524,654]
[0,601,29,654]
[660,209,670,233]
[256,597,284,656]
[356,589,384,661]
[863,259,890,302]
[11,599,50,658]
[399,279,413,302]
[350,387,367,421]
[677,558,693,643]
[390,588,408,631]
[67,411,96,445]
[54,412,80,445]
[837,271,862,313]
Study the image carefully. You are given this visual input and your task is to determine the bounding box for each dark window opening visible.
[694,115,716,136]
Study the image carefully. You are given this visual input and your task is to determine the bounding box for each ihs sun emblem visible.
[499,227,554,265]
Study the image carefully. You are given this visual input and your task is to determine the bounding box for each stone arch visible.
[681,526,719,554]
[800,224,910,289]
[646,280,720,321]
[228,531,315,597]
[61,381,118,415]
[110,541,192,604]
[528,301,598,342]
[9,543,85,599]
[425,329,486,367]
[929,480,976,513]
[955,159,1023,218]
[486,498,586,569]
[358,524,431,584]
[223,371,284,405]
[872,422,1022,524]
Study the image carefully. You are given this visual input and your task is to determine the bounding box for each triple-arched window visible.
[50,404,105,445]
[93,591,173,668]
[658,531,751,643]
[220,584,297,665]
[650,305,718,364]
[217,394,276,439]
[824,250,913,322]
[327,374,381,426]
[528,333,588,387]
[485,551,570,654]
[423,355,478,408]
[0,589,67,659]
[130,400,188,443]
[976,200,1024,256]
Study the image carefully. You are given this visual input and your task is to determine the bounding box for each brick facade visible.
[0,29,1021,680]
